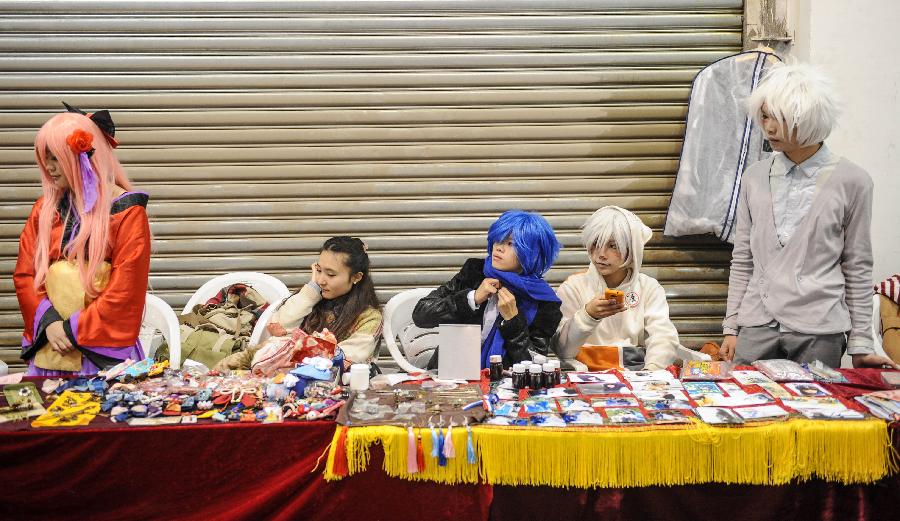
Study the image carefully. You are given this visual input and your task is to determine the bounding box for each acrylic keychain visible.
[437,417,448,467]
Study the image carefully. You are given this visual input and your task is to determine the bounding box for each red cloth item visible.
[875,275,900,305]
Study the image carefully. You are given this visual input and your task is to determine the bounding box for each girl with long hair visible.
[216,236,383,370]
[15,106,151,375]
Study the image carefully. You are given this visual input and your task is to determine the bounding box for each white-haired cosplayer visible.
[553,206,678,370]
[721,63,898,369]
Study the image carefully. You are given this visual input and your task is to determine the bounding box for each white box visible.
[437,323,482,381]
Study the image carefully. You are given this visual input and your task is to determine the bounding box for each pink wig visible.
[33,112,133,298]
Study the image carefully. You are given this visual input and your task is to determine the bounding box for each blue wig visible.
[486,210,561,276]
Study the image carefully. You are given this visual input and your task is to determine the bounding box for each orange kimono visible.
[14,192,151,375]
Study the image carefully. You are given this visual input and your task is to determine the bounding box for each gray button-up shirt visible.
[769,144,838,246]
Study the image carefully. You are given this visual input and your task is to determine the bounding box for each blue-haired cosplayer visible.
[412,210,563,368]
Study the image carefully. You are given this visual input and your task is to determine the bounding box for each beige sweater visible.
[218,284,382,370]
[553,265,678,370]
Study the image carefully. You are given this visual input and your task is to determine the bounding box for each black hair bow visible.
[62,101,118,148]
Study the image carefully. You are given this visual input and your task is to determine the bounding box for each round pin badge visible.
[624,291,640,308]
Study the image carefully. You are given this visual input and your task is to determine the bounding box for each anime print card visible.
[556,398,594,412]
[683,382,723,397]
[641,396,694,411]
[695,407,744,425]
[494,401,521,417]
[757,381,793,399]
[784,382,832,398]
[734,404,790,420]
[529,413,568,427]
[629,379,684,393]
[562,411,605,425]
[522,398,555,414]
[621,370,677,382]
[604,408,647,424]
[732,370,775,386]
[591,396,639,408]
[647,410,691,424]
[577,382,633,396]
[567,372,621,384]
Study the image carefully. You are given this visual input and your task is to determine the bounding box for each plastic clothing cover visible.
[664,51,781,243]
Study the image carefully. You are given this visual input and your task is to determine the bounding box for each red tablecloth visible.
[2,369,897,521]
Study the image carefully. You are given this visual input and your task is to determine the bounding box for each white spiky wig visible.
[748,62,841,147]
[580,206,653,286]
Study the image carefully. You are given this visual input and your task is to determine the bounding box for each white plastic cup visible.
[349,363,370,392]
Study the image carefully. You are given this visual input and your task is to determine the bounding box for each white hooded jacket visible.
[553,207,679,370]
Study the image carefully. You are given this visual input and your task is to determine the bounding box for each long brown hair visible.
[301,236,380,342]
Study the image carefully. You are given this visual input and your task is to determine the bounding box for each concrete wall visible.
[789,0,900,282]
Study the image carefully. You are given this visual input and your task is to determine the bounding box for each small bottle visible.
[542,363,555,388]
[349,363,370,392]
[512,363,527,390]
[551,360,562,386]
[489,354,503,382]
[532,354,548,366]
[528,364,543,390]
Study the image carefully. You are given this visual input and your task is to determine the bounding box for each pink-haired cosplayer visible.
[14,106,151,375]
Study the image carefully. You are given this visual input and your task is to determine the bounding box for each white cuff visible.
[467,290,480,311]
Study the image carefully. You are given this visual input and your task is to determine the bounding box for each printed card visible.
[567,372,621,384]
[577,382,632,395]
[604,408,647,424]
[696,407,744,425]
[591,396,639,408]
[784,382,831,398]
[732,370,775,386]
[734,404,790,420]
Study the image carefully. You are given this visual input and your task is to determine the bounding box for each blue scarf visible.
[480,259,560,368]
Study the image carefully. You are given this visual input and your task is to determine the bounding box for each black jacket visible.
[412,258,562,367]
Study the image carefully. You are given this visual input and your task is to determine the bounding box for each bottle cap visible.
[542,363,554,372]
[528,364,542,373]
[489,354,502,363]
[513,363,525,372]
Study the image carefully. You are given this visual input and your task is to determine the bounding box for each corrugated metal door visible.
[0,0,742,370]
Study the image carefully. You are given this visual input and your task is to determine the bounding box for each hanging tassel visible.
[466,424,476,465]
[443,423,456,459]
[430,424,439,458]
[437,427,448,467]
[416,433,426,471]
[77,152,99,213]
[407,426,418,474]
[331,426,350,477]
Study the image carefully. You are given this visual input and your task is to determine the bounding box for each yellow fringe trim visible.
[324,418,895,488]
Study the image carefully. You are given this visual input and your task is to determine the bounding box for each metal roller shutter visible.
[0,0,742,370]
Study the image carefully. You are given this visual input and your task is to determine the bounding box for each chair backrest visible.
[181,272,290,315]
[249,304,281,347]
[382,288,437,373]
[141,293,182,369]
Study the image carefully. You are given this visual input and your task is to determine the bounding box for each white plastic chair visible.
[383,288,438,373]
[249,303,281,347]
[182,272,290,315]
[141,293,182,369]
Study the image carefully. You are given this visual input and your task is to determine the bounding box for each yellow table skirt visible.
[324,419,897,488]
